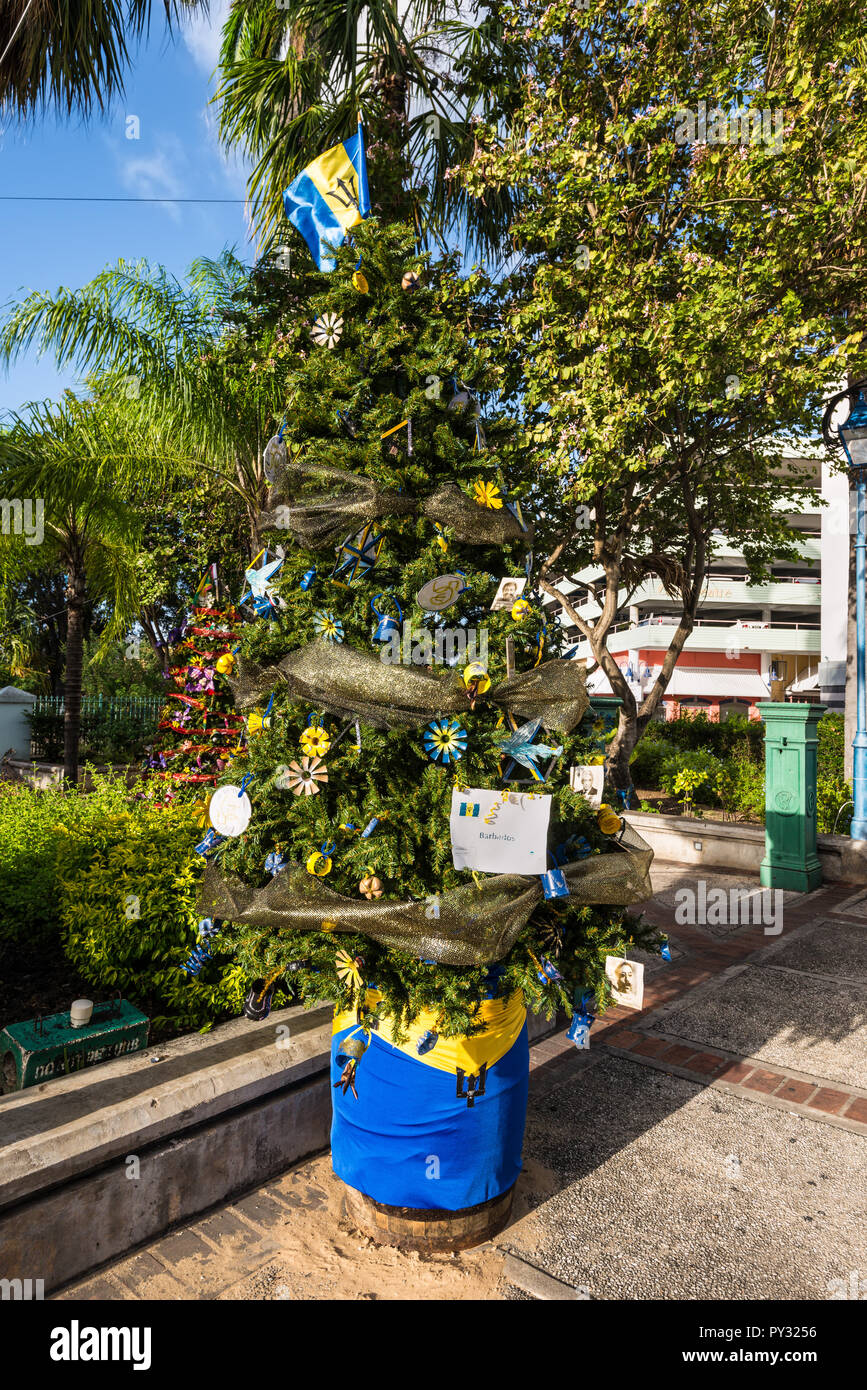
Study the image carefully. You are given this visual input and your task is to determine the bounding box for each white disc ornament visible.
[416,574,467,612]
[310,313,344,348]
[208,784,252,837]
[263,433,288,484]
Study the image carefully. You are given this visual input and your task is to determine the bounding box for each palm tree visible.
[0,251,288,554]
[0,392,180,783]
[0,1,206,118]
[215,0,517,256]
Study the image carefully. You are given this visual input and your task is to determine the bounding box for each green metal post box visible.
[0,998,149,1092]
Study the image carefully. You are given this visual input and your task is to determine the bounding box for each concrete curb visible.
[626,811,867,882]
[0,1002,333,1210]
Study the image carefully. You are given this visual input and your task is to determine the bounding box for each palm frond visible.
[0,1,208,119]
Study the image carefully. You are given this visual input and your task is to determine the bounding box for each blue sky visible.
[0,0,250,419]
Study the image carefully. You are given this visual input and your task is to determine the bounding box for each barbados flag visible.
[283,124,371,272]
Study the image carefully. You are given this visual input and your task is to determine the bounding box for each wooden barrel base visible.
[342,1182,514,1253]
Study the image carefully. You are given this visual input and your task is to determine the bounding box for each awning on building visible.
[585,666,770,700]
[788,669,819,693]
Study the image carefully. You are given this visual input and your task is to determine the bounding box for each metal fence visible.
[27,695,162,762]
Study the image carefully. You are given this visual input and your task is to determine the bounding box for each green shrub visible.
[0,775,130,962]
[56,797,246,1034]
[659,747,724,812]
[655,711,764,761]
[817,711,846,780]
[629,732,675,786]
[817,773,853,835]
[631,710,849,828]
[715,755,765,822]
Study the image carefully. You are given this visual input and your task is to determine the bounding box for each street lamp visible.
[822,380,867,840]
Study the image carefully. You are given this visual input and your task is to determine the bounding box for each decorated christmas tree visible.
[193,215,661,1224]
[145,566,246,805]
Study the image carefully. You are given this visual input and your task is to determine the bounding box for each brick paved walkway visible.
[527,875,867,1131]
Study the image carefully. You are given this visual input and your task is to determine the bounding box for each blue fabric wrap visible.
[330,1021,529,1211]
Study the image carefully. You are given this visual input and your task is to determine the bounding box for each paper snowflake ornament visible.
[313,611,344,642]
[310,313,344,348]
[282,757,328,796]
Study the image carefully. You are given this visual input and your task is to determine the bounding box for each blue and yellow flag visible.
[283,124,371,272]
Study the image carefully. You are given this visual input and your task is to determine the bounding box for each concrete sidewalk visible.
[57,868,867,1301]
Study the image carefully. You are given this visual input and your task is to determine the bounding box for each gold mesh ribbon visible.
[229,643,588,733]
[260,464,530,548]
[198,821,653,968]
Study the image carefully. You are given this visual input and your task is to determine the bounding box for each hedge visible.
[56,796,246,1033]
[0,777,129,962]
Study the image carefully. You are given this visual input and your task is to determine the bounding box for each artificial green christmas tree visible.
[196,220,659,1225]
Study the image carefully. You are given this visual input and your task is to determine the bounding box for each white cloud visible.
[182,0,234,80]
[118,136,187,221]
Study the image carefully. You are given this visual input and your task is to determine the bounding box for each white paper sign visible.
[209,784,252,837]
[450,788,551,875]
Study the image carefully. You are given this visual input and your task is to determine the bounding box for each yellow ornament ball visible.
[352,270,369,293]
[463,661,491,694]
[597,804,623,836]
[215,652,235,675]
[511,599,532,621]
[307,849,333,877]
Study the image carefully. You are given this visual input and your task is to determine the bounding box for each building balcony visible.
[555,575,821,626]
[629,575,820,609]
[566,618,821,660]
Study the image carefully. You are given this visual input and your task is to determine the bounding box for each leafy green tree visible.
[0,393,177,783]
[462,0,867,786]
[0,0,205,118]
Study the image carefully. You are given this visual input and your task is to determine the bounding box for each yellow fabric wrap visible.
[333,988,527,1076]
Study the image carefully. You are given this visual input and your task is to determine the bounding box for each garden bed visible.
[633,788,762,824]
[630,711,851,835]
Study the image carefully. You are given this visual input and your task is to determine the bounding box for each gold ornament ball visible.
[511,599,532,621]
[401,268,421,291]
[352,270,369,293]
[359,875,383,899]
[215,652,235,674]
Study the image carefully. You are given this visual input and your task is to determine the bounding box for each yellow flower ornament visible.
[473,479,503,510]
[300,724,331,758]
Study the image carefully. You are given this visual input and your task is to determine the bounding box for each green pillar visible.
[758,702,825,892]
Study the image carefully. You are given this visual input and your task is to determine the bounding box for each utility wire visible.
[0,195,247,203]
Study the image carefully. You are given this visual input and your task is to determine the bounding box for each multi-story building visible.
[550,454,847,720]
